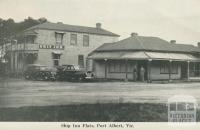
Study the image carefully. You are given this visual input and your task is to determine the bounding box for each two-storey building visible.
[6,22,119,74]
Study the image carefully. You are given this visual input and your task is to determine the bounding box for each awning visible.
[88,51,149,60]
[88,52,125,59]
[23,50,38,54]
[52,51,63,55]
[55,31,65,34]
[88,51,200,61]
[146,52,199,61]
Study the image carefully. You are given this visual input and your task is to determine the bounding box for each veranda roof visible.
[88,51,200,61]
[146,52,199,61]
[88,51,149,60]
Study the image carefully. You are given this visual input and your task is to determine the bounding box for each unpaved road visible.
[0,79,200,108]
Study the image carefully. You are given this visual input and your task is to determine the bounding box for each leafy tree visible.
[0,17,48,46]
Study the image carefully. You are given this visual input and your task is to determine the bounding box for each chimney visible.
[131,32,138,37]
[96,23,101,29]
[170,40,176,44]
[197,42,200,47]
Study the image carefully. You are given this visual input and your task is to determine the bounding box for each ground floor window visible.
[109,60,136,73]
[160,62,178,74]
[53,60,59,66]
[78,55,84,68]
[52,53,61,66]
[171,63,178,74]
[109,61,125,73]
[25,53,37,64]
[189,62,200,77]
[53,54,61,59]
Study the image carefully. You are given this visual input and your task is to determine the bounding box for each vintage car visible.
[56,64,95,81]
[24,64,57,81]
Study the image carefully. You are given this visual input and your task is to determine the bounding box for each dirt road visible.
[0,79,200,108]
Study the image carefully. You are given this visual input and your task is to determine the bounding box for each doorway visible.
[181,62,187,79]
[137,60,148,81]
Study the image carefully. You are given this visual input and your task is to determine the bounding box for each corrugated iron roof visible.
[95,36,200,53]
[25,22,119,37]
[88,52,126,59]
[146,52,199,61]
[88,51,200,61]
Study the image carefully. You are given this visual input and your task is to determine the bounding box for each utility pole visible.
[22,35,26,73]
[12,39,18,77]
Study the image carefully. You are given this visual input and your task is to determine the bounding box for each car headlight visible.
[51,72,56,75]
[84,72,88,76]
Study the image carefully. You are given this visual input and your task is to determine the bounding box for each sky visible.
[0,0,200,45]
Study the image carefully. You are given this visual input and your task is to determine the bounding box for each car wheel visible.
[35,76,41,81]
[44,76,48,80]
[25,75,30,79]
[51,78,56,81]
[78,76,84,82]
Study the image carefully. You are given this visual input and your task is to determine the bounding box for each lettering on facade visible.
[39,44,64,50]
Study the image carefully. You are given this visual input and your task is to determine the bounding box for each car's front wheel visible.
[43,76,49,80]
[77,75,86,82]
[78,77,83,81]
[25,75,30,80]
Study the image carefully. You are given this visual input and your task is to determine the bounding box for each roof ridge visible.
[134,36,151,59]
[175,43,196,47]
[23,22,119,37]
[28,21,95,29]
[27,21,108,31]
[48,22,99,29]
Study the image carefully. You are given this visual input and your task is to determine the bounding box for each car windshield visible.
[61,65,80,70]
[73,65,80,70]
[66,65,74,70]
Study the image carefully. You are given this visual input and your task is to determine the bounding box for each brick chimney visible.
[131,32,138,37]
[96,23,101,29]
[170,40,176,44]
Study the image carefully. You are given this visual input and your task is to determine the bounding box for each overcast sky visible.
[1,0,200,45]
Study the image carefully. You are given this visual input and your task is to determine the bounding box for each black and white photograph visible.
[0,0,200,129]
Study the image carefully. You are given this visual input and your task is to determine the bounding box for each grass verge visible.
[0,103,199,122]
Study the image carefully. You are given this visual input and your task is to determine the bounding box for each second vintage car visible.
[24,64,57,81]
[56,64,94,81]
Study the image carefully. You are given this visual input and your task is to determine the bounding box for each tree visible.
[0,17,48,39]
[0,16,48,51]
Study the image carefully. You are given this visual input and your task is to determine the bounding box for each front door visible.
[181,62,187,79]
[137,60,148,81]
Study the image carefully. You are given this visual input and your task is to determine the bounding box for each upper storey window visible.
[55,32,64,44]
[70,34,77,45]
[83,35,89,47]
[26,36,35,44]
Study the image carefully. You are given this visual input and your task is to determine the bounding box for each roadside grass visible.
[0,103,198,122]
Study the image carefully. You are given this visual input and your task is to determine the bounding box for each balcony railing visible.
[6,43,39,51]
[5,43,65,51]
